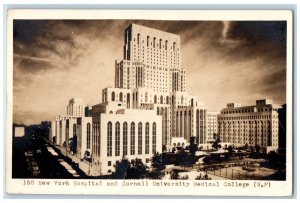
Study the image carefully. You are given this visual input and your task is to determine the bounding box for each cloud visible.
[13,20,287,124]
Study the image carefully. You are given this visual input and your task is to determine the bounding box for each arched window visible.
[159,39,162,49]
[160,95,163,104]
[165,40,168,50]
[152,122,156,154]
[200,109,203,119]
[123,122,128,156]
[127,93,130,109]
[153,37,156,48]
[137,33,140,44]
[87,123,91,149]
[115,122,120,156]
[166,96,169,104]
[173,42,176,51]
[191,98,194,107]
[130,122,135,155]
[119,92,123,102]
[145,122,149,154]
[138,122,143,155]
[181,95,184,105]
[107,122,112,157]
[147,36,149,46]
[154,95,157,104]
[132,92,135,106]
[111,92,115,101]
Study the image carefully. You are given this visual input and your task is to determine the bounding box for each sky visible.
[13,20,287,125]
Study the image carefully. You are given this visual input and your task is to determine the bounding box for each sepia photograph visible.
[6,9,293,196]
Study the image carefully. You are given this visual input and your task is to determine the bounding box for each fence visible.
[206,167,263,180]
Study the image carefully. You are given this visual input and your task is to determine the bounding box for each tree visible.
[151,152,166,171]
[243,143,249,151]
[255,144,261,153]
[112,158,130,179]
[126,159,148,179]
[212,136,221,151]
[113,158,148,179]
[70,136,77,154]
[189,136,198,156]
[227,145,234,153]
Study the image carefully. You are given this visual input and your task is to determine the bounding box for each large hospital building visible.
[50,23,282,175]
[51,23,207,175]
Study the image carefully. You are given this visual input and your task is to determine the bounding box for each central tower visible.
[115,23,186,93]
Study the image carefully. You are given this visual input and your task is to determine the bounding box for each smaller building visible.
[218,99,281,153]
[67,98,84,117]
[91,102,162,175]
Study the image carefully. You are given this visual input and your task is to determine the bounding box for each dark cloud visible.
[225,21,286,60]
[13,20,287,124]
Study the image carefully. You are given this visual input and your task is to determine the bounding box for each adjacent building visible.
[206,111,218,143]
[218,99,281,152]
[67,98,84,117]
[51,98,91,154]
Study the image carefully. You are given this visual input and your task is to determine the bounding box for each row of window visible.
[219,115,274,120]
[135,34,177,52]
[107,122,157,157]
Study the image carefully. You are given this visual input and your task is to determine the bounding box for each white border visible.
[5,9,293,196]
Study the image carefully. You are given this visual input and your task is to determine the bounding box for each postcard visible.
[6,9,293,196]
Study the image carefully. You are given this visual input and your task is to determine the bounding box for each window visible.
[159,39,162,49]
[108,161,111,166]
[123,122,128,156]
[107,122,112,157]
[112,92,115,101]
[147,36,149,46]
[145,122,149,154]
[152,122,156,154]
[87,123,91,149]
[115,122,120,156]
[137,33,140,44]
[119,92,123,102]
[130,122,135,155]
[138,122,143,155]
[165,40,168,50]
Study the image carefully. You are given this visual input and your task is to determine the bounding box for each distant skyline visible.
[13,20,286,125]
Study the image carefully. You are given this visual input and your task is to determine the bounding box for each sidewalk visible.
[54,145,99,176]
